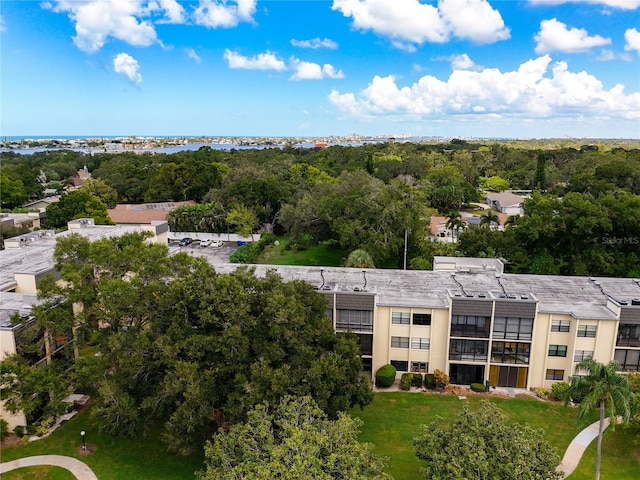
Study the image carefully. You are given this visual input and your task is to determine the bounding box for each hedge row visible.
[229,233,276,264]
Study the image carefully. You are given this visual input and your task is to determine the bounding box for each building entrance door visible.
[490,366,528,388]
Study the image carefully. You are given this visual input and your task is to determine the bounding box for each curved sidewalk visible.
[0,454,98,480]
[558,418,611,478]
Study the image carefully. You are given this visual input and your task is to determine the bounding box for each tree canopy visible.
[200,396,390,480]
[29,233,372,454]
[413,400,562,480]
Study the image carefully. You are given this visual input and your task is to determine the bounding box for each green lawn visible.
[258,238,349,266]
[1,406,204,480]
[2,466,76,480]
[567,424,640,480]
[349,391,598,480]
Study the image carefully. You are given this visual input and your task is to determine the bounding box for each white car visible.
[211,240,224,248]
[200,239,212,247]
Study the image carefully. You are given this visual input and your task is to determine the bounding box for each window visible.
[361,358,372,373]
[546,369,564,381]
[411,361,428,373]
[614,349,640,371]
[411,337,430,350]
[391,336,409,348]
[356,334,373,356]
[392,312,410,325]
[574,350,593,362]
[491,341,530,364]
[413,313,432,326]
[336,309,373,332]
[451,315,491,338]
[577,325,597,338]
[390,360,408,372]
[617,324,640,347]
[493,317,533,341]
[548,345,568,357]
[449,339,488,361]
[551,320,570,332]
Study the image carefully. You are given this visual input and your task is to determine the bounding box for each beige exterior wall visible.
[1,403,27,431]
[13,274,38,294]
[0,328,17,361]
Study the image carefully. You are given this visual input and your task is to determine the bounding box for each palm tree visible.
[480,211,499,228]
[566,359,634,480]
[505,214,519,228]
[445,210,465,239]
[345,249,375,268]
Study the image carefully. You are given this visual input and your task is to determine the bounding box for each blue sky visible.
[1,0,639,138]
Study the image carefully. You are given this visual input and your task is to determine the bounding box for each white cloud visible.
[113,52,142,85]
[528,0,640,9]
[289,60,345,80]
[185,48,201,63]
[534,18,611,54]
[47,0,159,53]
[331,0,509,48]
[328,55,640,122]
[152,0,186,23]
[224,49,286,70]
[0,15,6,32]
[291,37,339,49]
[448,54,481,71]
[193,0,257,28]
[624,28,640,54]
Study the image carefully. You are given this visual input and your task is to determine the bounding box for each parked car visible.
[200,239,212,247]
[179,237,193,246]
[211,240,224,248]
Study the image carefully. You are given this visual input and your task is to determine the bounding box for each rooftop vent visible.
[632,299,640,306]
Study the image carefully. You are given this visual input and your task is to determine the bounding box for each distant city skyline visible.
[1,0,639,139]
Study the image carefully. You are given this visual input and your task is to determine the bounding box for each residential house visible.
[485,192,525,215]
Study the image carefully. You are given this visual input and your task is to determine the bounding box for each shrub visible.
[470,383,485,393]
[412,373,423,388]
[551,381,570,401]
[424,373,436,390]
[0,419,8,440]
[434,369,450,389]
[229,243,259,263]
[13,425,25,438]
[375,364,397,388]
[400,373,412,391]
[536,387,550,400]
[257,233,276,249]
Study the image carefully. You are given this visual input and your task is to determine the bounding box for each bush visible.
[470,383,485,393]
[551,381,570,401]
[13,425,25,438]
[375,364,397,388]
[257,233,276,249]
[229,243,259,263]
[0,419,8,440]
[536,387,550,400]
[424,373,436,390]
[400,373,412,390]
[434,369,450,389]
[412,373,423,388]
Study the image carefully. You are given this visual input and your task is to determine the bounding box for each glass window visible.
[357,334,373,356]
[551,320,570,332]
[577,325,597,338]
[390,360,408,372]
[336,309,373,332]
[548,345,568,357]
[411,362,428,373]
[614,349,640,371]
[616,324,640,347]
[451,315,491,338]
[493,317,533,341]
[391,336,409,348]
[413,313,431,326]
[491,341,530,364]
[574,350,593,362]
[546,369,564,380]
[449,339,488,361]
[411,337,430,350]
[392,312,410,325]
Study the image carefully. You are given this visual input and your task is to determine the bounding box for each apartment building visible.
[1,222,639,428]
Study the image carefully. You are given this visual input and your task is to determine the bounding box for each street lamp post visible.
[81,430,86,451]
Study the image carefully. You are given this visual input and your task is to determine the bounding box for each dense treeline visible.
[1,140,639,275]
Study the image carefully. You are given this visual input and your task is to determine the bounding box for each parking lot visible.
[168,239,237,264]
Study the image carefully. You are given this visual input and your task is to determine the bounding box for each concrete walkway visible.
[0,455,98,480]
[558,418,611,478]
